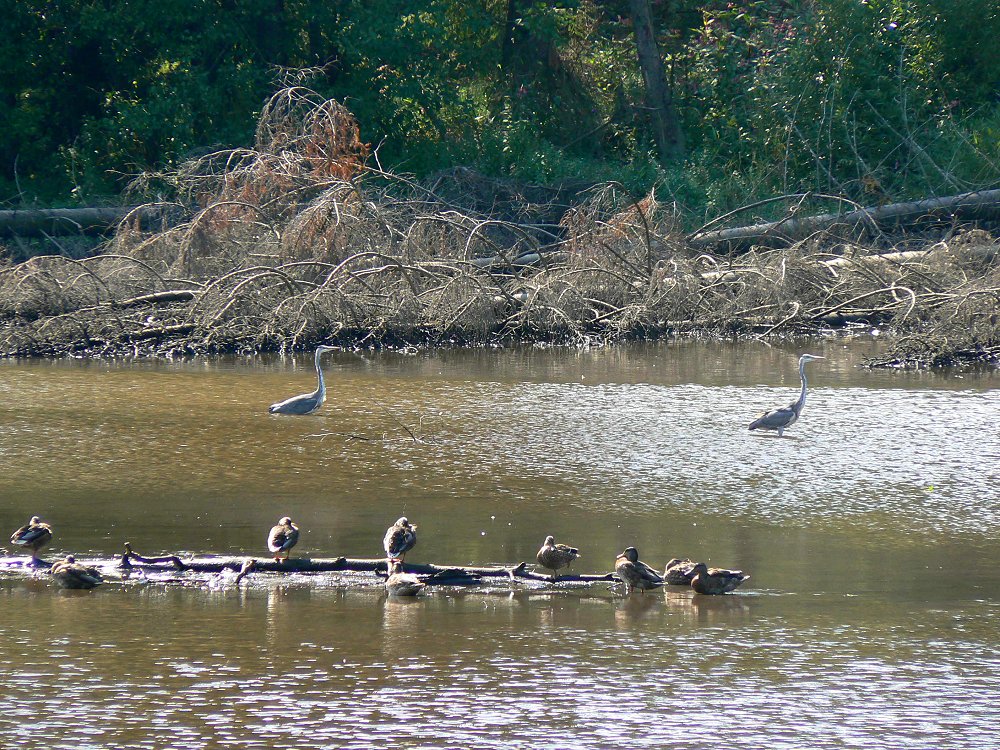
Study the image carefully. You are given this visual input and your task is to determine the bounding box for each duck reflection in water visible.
[614,591,660,627]
[381,589,425,643]
[664,588,751,624]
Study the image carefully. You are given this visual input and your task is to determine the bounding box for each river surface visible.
[1,339,998,749]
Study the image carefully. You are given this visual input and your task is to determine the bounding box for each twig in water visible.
[379,406,422,443]
[307,431,371,442]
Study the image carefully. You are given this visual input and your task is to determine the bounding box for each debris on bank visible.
[1,89,997,368]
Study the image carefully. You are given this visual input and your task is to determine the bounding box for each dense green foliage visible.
[3,0,999,215]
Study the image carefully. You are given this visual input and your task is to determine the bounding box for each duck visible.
[614,547,664,594]
[663,557,698,585]
[267,516,300,562]
[690,562,750,595]
[10,516,53,562]
[50,555,103,589]
[385,561,426,596]
[536,535,580,580]
[383,517,417,562]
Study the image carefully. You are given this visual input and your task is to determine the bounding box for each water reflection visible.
[0,341,998,749]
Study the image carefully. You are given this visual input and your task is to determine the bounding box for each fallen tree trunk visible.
[688,189,1000,252]
[116,544,615,584]
[116,290,199,308]
[0,544,618,586]
[0,205,173,237]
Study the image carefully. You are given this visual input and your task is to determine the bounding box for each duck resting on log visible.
[536,535,581,580]
[50,555,104,589]
[10,516,53,563]
[2,544,749,596]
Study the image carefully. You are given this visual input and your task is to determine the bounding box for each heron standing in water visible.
[748,353,824,437]
[269,345,337,415]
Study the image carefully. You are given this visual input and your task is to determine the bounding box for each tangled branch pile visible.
[0,90,997,366]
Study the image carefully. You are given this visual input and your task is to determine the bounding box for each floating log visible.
[114,543,618,586]
[0,544,620,586]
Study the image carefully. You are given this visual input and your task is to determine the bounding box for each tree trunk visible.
[688,189,1000,252]
[98,545,617,585]
[0,205,170,237]
[628,0,684,162]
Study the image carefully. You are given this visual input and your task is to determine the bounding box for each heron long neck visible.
[314,349,326,399]
[794,360,808,413]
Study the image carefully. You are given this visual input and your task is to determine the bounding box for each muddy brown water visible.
[1,339,998,749]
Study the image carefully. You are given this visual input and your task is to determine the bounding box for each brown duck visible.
[536,535,580,580]
[385,561,426,597]
[663,557,698,585]
[10,516,53,562]
[614,547,663,594]
[50,555,103,589]
[267,516,300,562]
[690,562,750,595]
[383,517,417,562]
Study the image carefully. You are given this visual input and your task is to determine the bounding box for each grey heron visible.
[267,517,300,562]
[689,562,750,595]
[50,555,103,589]
[614,547,663,594]
[536,535,580,580]
[268,345,337,415]
[10,516,53,561]
[383,517,417,562]
[748,353,824,436]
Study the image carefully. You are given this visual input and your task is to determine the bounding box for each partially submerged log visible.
[113,543,618,586]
